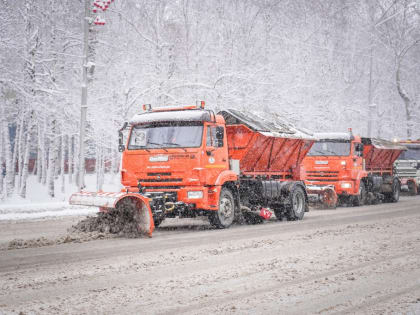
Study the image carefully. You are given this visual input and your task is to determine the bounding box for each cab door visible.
[205,124,229,184]
[353,142,364,171]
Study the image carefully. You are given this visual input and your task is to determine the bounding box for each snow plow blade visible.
[69,192,154,237]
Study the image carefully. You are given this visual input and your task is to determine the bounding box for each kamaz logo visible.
[149,155,169,162]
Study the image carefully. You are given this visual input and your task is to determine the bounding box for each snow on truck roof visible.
[315,133,406,150]
[130,107,315,140]
[315,132,353,141]
[361,138,407,150]
[218,109,316,140]
[130,109,212,125]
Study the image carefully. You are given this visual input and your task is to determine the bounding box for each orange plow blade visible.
[69,192,154,237]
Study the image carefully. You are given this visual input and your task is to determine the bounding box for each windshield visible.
[398,146,420,160]
[128,122,203,150]
[308,141,351,156]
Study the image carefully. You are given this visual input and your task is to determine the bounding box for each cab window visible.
[206,126,224,148]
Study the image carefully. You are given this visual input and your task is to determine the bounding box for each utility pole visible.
[367,47,374,137]
[77,0,112,190]
[78,0,90,190]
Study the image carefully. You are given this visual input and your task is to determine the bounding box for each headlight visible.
[341,160,346,165]
[341,182,352,189]
[187,191,203,199]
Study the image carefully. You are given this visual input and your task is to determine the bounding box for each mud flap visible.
[69,192,154,237]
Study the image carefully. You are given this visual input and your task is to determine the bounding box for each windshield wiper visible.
[163,143,187,152]
[147,141,162,146]
[147,141,168,152]
[311,149,327,155]
[324,149,340,155]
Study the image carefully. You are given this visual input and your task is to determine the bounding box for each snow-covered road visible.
[0,196,420,314]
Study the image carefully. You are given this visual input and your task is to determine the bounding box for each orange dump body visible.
[362,139,404,174]
[226,124,313,179]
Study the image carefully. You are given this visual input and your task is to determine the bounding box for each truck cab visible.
[302,132,405,206]
[394,141,420,195]
[120,104,238,227]
[302,132,365,204]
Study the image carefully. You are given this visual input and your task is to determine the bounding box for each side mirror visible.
[355,143,364,157]
[118,122,128,152]
[215,126,224,147]
[206,147,215,156]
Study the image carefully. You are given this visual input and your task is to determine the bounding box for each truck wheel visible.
[353,181,366,206]
[209,188,235,228]
[386,179,400,203]
[286,186,306,221]
[408,181,418,196]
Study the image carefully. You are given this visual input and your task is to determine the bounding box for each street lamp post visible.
[78,0,113,190]
[78,0,90,191]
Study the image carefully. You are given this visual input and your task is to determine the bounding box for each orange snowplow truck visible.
[301,131,406,208]
[70,103,316,236]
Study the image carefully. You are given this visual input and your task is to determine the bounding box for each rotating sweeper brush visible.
[305,185,338,209]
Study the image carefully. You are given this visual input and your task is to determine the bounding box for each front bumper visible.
[124,185,219,211]
[305,180,356,196]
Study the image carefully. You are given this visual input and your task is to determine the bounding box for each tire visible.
[385,178,400,203]
[286,186,306,221]
[408,181,418,196]
[353,181,367,206]
[209,188,235,228]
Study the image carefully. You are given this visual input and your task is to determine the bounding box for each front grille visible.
[139,178,183,183]
[395,170,417,177]
[143,186,182,190]
[145,191,178,201]
[306,171,339,182]
[147,172,171,176]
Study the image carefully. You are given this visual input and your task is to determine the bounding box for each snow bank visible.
[0,204,97,221]
[0,174,121,221]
